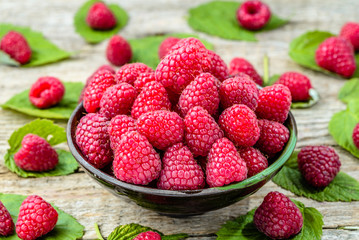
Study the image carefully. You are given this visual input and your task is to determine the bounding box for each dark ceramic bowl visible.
[67,103,297,217]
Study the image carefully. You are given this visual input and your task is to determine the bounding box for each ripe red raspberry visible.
[157,143,205,190]
[254,191,303,239]
[256,84,292,123]
[219,74,259,110]
[134,231,161,240]
[86,2,117,30]
[315,36,356,78]
[134,72,156,94]
[353,123,359,149]
[184,106,224,156]
[158,36,180,59]
[16,195,58,240]
[106,35,132,67]
[298,145,341,188]
[131,81,171,119]
[29,76,65,109]
[340,22,359,51]
[75,113,113,169]
[228,57,263,85]
[0,201,14,236]
[108,115,136,150]
[113,131,161,185]
[207,50,229,81]
[99,83,136,118]
[14,134,58,172]
[239,147,268,177]
[218,104,260,147]
[83,70,116,113]
[116,63,153,85]
[0,31,31,64]
[178,72,220,117]
[236,0,271,30]
[206,138,247,187]
[275,72,312,102]
[255,119,289,157]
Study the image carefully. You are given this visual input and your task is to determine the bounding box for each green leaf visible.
[0,193,84,240]
[272,151,359,201]
[0,24,71,67]
[2,82,83,120]
[0,50,20,66]
[74,0,128,44]
[338,78,359,104]
[188,1,288,41]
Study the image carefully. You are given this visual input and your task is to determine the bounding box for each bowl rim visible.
[67,103,297,197]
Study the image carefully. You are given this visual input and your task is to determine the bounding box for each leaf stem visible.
[94,223,105,240]
[263,54,269,86]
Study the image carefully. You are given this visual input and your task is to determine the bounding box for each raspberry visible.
[134,231,161,240]
[86,2,117,30]
[206,137,247,187]
[207,50,229,81]
[315,36,356,78]
[254,191,303,239]
[106,35,132,66]
[99,83,136,118]
[16,195,58,240]
[131,81,171,119]
[219,74,259,110]
[157,143,205,190]
[108,115,136,150]
[75,113,113,169]
[298,145,341,188]
[353,123,359,149]
[228,57,263,85]
[340,22,359,51]
[29,76,65,109]
[116,63,153,85]
[178,72,220,117]
[184,106,224,156]
[158,36,180,59]
[218,104,260,147]
[0,31,31,64]
[113,131,161,185]
[14,134,58,172]
[236,0,271,30]
[0,201,14,236]
[134,72,156,94]
[83,70,116,113]
[256,84,291,123]
[255,119,289,157]
[275,72,312,102]
[239,147,268,177]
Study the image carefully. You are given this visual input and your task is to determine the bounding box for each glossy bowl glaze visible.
[67,103,297,217]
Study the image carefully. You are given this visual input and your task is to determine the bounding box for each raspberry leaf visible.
[0,50,20,66]
[338,78,359,104]
[0,193,84,240]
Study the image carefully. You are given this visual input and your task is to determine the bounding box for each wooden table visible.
[1,0,359,239]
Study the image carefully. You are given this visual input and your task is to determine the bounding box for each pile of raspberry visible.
[76,37,292,190]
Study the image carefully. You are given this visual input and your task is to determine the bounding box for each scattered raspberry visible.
[157,143,205,190]
[106,35,132,66]
[108,115,136,150]
[113,131,161,185]
[353,123,359,149]
[254,191,303,239]
[29,76,65,109]
[256,84,292,123]
[206,137,247,187]
[340,22,359,51]
[134,72,156,94]
[178,72,220,117]
[86,2,117,30]
[0,31,31,64]
[207,50,229,81]
[219,74,259,110]
[218,104,260,147]
[99,83,136,118]
[184,106,224,156]
[236,0,271,30]
[16,195,58,240]
[14,134,58,172]
[158,36,180,59]
[0,201,14,236]
[315,36,356,78]
[134,231,161,240]
[239,147,268,177]
[228,57,263,85]
[298,145,341,188]
[75,113,113,169]
[275,72,312,102]
[116,63,153,85]
[137,110,184,150]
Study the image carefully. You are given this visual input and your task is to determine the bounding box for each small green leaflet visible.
[0,193,84,240]
[74,0,128,44]
[216,199,323,240]
[0,24,71,67]
[338,78,359,104]
[4,119,78,178]
[0,50,20,66]
[188,1,288,41]
[2,82,83,120]
[272,151,359,201]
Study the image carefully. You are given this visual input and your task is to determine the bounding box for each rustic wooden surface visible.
[1,0,359,239]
